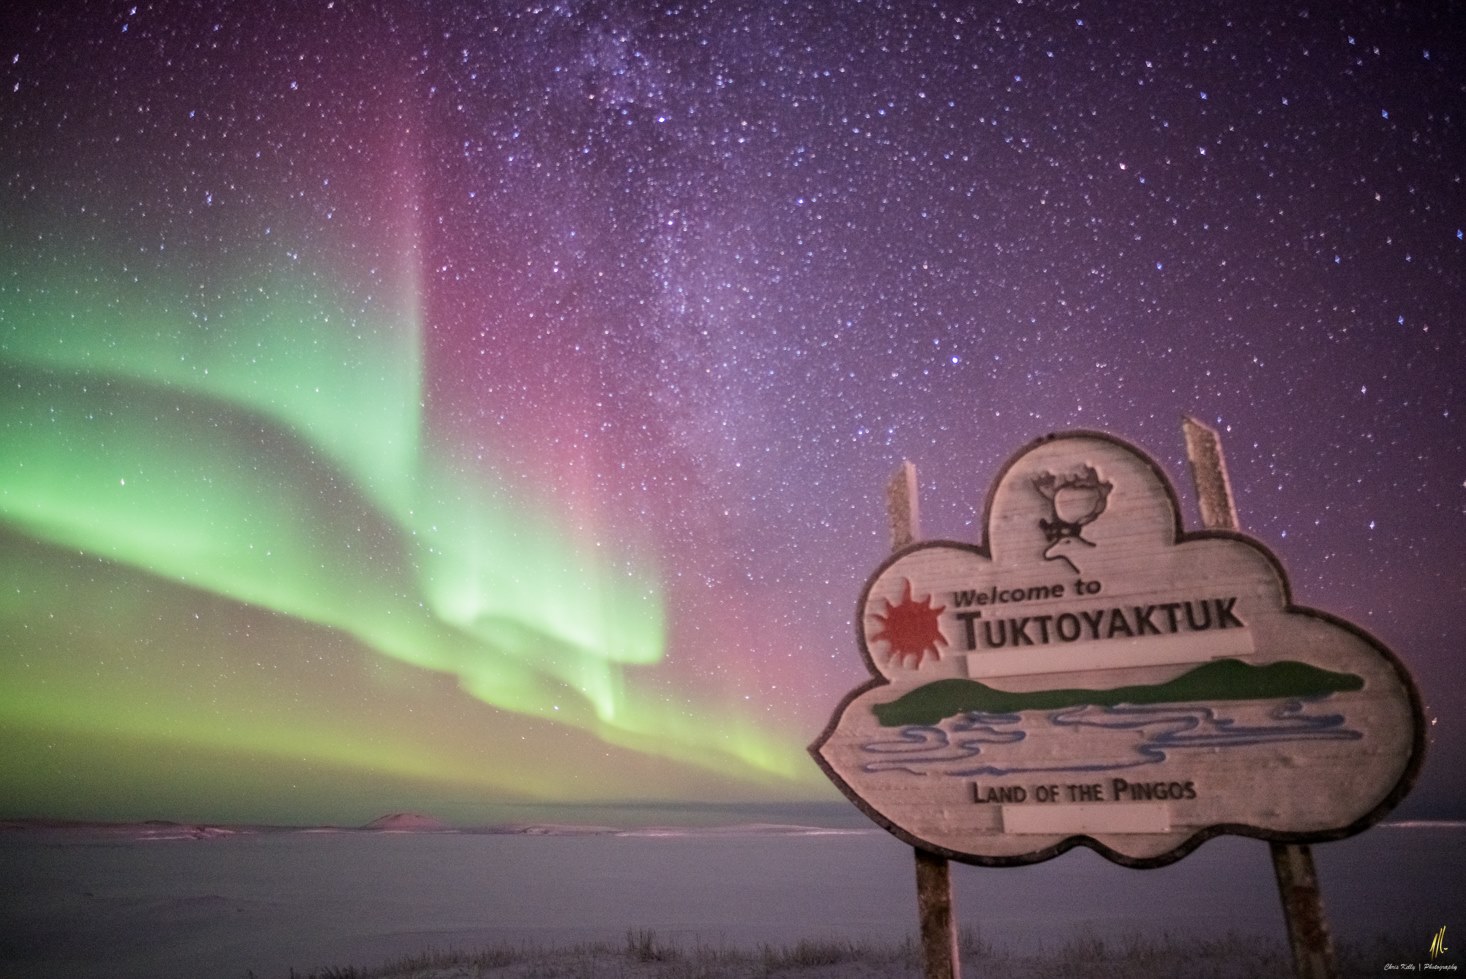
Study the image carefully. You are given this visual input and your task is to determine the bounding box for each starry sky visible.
[1,1,1461,828]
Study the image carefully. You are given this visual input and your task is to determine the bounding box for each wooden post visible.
[1269,839,1338,979]
[914,847,960,979]
[1182,416,1339,979]
[1181,416,1238,534]
[886,462,961,979]
[887,460,921,551]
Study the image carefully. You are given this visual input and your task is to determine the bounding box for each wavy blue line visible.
[859,698,1362,777]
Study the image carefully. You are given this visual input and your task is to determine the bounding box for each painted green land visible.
[871,658,1363,727]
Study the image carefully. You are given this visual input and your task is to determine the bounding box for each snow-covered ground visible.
[0,820,1458,979]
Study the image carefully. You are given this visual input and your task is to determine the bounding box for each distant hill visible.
[361,812,449,831]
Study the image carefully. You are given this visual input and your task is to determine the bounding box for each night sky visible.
[1,1,1461,827]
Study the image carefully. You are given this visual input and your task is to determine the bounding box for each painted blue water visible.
[863,700,1362,777]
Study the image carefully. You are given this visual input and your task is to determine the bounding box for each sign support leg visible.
[915,847,960,979]
[1182,416,1339,979]
[887,463,962,979]
[1271,841,1337,979]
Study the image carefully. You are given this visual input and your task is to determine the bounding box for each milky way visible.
[1,2,1460,825]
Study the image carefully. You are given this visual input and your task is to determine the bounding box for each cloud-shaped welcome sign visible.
[811,432,1425,867]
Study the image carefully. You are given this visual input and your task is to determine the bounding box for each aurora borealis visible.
[1,2,1462,826]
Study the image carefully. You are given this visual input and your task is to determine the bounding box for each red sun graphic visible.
[869,579,947,668]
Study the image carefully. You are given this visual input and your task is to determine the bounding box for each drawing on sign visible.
[869,580,948,668]
[1033,465,1112,573]
[860,659,1365,779]
[810,431,1425,868]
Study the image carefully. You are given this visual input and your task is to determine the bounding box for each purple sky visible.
[0,1,1460,825]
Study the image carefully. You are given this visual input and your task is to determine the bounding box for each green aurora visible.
[0,240,810,823]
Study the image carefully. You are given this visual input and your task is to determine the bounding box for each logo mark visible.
[869,579,947,668]
[1431,925,1448,960]
[1032,466,1112,574]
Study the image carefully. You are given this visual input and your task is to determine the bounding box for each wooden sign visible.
[811,431,1425,868]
